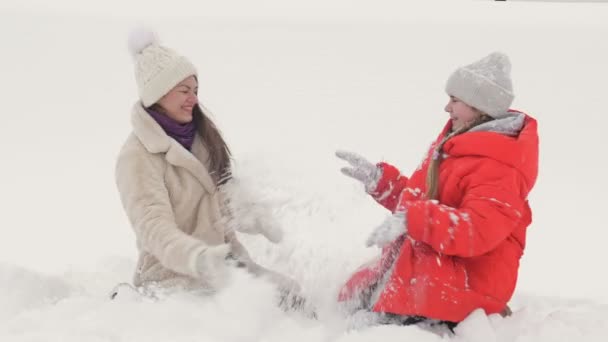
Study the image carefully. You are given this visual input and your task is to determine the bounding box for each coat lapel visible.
[131,102,217,194]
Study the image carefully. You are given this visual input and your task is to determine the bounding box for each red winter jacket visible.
[338,112,539,322]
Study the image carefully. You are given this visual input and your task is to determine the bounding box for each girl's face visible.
[444,96,481,131]
[157,75,199,123]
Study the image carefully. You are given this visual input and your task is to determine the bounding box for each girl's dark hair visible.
[192,104,232,185]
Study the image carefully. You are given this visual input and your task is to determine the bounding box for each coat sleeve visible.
[115,147,208,279]
[369,162,409,212]
[402,163,526,258]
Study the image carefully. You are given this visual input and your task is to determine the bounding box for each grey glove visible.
[264,270,301,294]
[366,211,408,247]
[195,244,231,289]
[268,271,317,319]
[336,150,382,193]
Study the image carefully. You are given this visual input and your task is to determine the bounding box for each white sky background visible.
[1,0,607,303]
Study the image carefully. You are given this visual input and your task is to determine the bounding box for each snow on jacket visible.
[115,102,253,289]
[338,111,539,322]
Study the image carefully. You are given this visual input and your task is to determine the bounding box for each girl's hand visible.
[336,150,381,193]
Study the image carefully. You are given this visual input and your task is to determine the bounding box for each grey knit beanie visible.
[445,52,514,118]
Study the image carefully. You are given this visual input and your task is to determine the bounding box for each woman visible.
[336,52,538,326]
[115,29,298,302]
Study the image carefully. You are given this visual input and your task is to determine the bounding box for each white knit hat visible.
[445,52,514,118]
[128,29,197,107]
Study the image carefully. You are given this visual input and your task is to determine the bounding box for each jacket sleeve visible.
[369,162,409,212]
[115,147,208,279]
[402,164,525,258]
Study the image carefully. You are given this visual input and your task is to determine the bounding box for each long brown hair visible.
[425,113,493,200]
[148,102,232,185]
[193,104,232,185]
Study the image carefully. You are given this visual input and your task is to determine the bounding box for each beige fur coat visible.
[115,103,257,290]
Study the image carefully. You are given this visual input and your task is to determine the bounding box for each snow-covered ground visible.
[1,0,607,340]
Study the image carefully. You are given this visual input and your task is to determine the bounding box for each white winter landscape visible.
[1,0,607,341]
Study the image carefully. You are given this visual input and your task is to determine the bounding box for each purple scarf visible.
[147,108,196,151]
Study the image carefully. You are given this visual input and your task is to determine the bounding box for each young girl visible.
[336,52,538,326]
[114,30,299,301]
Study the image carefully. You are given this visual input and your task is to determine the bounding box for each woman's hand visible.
[195,244,231,289]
